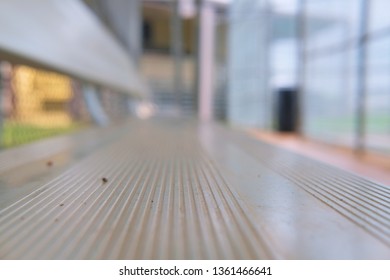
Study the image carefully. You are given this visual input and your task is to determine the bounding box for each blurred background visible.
[0,0,389,162]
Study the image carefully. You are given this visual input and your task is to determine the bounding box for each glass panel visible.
[269,0,299,90]
[369,0,390,33]
[141,3,197,116]
[303,48,358,147]
[270,0,298,14]
[365,37,390,153]
[305,0,361,52]
[228,0,271,128]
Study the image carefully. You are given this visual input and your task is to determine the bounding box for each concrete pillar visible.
[171,0,183,107]
[198,1,216,122]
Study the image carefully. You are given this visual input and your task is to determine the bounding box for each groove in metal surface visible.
[0,124,277,259]
[218,126,390,247]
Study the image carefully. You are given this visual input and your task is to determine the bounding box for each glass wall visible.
[141,2,197,116]
[369,0,390,33]
[227,0,271,128]
[302,0,390,153]
[224,0,390,154]
[302,0,361,147]
[269,0,299,130]
[365,0,390,152]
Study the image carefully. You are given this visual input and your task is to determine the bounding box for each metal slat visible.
[0,120,389,259]
[0,121,277,259]
[210,125,390,247]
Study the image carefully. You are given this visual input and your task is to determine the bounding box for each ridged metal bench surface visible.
[0,119,389,259]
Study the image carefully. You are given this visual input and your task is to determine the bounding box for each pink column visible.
[198,1,215,122]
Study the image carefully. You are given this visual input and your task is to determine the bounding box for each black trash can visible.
[276,87,297,132]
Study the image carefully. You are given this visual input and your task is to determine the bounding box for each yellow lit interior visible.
[12,65,73,128]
